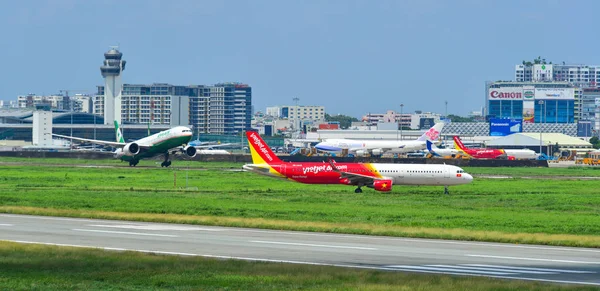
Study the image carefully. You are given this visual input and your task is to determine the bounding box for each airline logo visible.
[302,164,347,175]
[249,132,274,162]
[425,128,440,141]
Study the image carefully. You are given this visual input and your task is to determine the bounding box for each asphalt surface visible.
[1,214,599,286]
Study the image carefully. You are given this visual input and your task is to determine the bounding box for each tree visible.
[325,113,359,129]
[590,136,600,149]
[446,114,476,123]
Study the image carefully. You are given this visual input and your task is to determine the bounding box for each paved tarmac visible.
[1,214,599,286]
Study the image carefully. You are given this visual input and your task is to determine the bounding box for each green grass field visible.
[1,157,600,247]
[0,241,595,291]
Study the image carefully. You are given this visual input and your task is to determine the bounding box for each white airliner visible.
[52,121,199,167]
[314,122,446,156]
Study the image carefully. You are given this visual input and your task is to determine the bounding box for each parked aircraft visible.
[243,131,473,194]
[453,136,538,160]
[52,121,196,167]
[314,122,446,157]
[426,140,462,158]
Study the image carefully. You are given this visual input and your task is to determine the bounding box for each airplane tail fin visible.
[453,136,467,151]
[114,120,125,143]
[426,140,436,152]
[417,122,445,142]
[246,130,282,165]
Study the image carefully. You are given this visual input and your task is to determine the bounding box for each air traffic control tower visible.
[100,47,126,125]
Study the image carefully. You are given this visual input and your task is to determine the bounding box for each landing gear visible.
[354,187,363,193]
[161,153,172,168]
[129,160,139,167]
[444,186,449,195]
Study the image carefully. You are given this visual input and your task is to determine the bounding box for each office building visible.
[267,105,325,131]
[95,82,252,134]
[515,63,600,87]
[362,110,441,130]
[486,81,576,123]
[17,94,93,113]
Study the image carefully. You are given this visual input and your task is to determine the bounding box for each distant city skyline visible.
[2,0,600,118]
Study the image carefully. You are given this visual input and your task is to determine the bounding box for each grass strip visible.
[0,241,596,291]
[2,206,600,248]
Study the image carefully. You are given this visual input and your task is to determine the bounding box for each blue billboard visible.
[489,119,522,136]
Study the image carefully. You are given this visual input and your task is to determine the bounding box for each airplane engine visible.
[339,178,352,185]
[123,142,140,156]
[372,179,393,192]
[113,148,125,158]
[355,150,368,157]
[183,145,197,158]
[371,149,383,156]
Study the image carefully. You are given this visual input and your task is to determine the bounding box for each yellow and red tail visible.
[453,136,468,151]
[246,131,283,165]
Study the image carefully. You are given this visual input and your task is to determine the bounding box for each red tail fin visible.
[453,136,468,151]
[246,131,282,165]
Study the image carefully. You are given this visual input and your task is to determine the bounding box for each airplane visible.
[426,140,462,158]
[52,121,196,167]
[453,136,538,160]
[314,122,446,157]
[243,130,473,194]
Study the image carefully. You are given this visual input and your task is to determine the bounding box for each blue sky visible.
[1,0,599,118]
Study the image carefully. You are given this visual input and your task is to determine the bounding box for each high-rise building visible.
[515,63,600,87]
[95,82,252,134]
[486,81,576,123]
[16,94,92,113]
[99,47,126,125]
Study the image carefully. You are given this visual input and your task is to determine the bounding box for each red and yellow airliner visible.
[243,131,473,194]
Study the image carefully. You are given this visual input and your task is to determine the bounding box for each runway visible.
[1,214,599,286]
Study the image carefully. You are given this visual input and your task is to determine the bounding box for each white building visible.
[362,110,441,130]
[516,63,600,87]
[32,110,52,147]
[16,94,92,113]
[266,105,325,131]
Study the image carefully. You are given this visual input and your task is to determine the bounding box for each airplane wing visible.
[193,143,235,149]
[52,133,126,148]
[328,159,382,185]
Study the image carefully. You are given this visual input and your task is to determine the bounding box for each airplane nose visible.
[465,173,473,183]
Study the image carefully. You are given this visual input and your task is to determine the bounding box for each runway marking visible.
[385,265,516,275]
[3,214,600,254]
[72,229,179,238]
[462,264,595,274]
[0,224,13,226]
[2,239,600,286]
[231,228,600,253]
[249,240,378,250]
[88,224,221,231]
[428,265,557,275]
[466,254,600,264]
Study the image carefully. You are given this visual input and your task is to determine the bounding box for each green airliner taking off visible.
[52,121,195,167]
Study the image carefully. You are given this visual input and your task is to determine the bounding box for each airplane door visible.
[444,167,450,178]
[280,164,286,176]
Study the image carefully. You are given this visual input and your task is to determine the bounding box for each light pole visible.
[400,104,404,141]
[293,97,300,133]
[538,100,544,155]
[445,101,448,117]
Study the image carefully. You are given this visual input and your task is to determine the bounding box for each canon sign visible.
[489,90,522,99]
